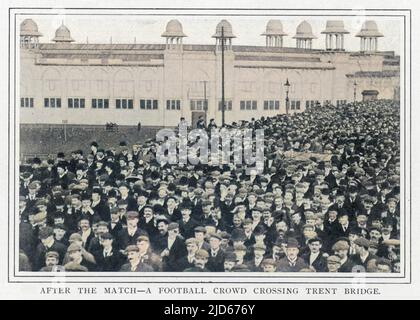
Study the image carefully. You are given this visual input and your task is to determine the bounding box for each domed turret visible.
[321,20,349,51]
[356,20,383,52]
[20,19,42,49]
[52,23,75,43]
[261,20,287,47]
[293,21,317,49]
[212,20,235,50]
[162,19,187,49]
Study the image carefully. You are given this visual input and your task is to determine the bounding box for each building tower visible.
[293,20,317,49]
[20,19,42,49]
[212,20,235,50]
[52,23,75,43]
[261,20,288,48]
[161,19,187,50]
[321,20,349,51]
[356,20,383,52]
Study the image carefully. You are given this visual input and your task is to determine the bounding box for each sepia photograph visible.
[16,10,403,275]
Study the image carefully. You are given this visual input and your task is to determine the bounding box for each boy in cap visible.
[326,255,342,272]
[194,226,210,251]
[39,251,62,272]
[247,243,266,272]
[34,226,67,271]
[206,233,225,272]
[116,211,142,251]
[353,237,378,269]
[161,222,187,272]
[223,252,237,272]
[277,238,308,272]
[302,238,328,272]
[119,245,153,272]
[178,203,199,239]
[177,238,199,271]
[136,235,162,271]
[332,240,355,273]
[183,249,210,272]
[66,243,96,271]
[261,258,277,272]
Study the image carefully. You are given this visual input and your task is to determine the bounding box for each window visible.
[190,99,208,111]
[291,100,301,110]
[44,98,61,108]
[92,99,109,109]
[116,99,134,109]
[166,100,181,110]
[305,100,319,108]
[140,99,158,110]
[336,100,347,106]
[68,98,85,109]
[21,97,34,108]
[264,100,280,111]
[218,100,232,111]
[240,100,257,110]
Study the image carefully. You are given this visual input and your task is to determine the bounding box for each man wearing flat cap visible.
[183,249,210,272]
[326,255,342,273]
[40,251,62,272]
[66,242,96,271]
[34,226,67,271]
[206,233,225,272]
[177,238,199,271]
[178,203,199,240]
[302,238,328,272]
[194,226,211,251]
[116,211,142,251]
[261,258,277,272]
[92,232,125,272]
[161,222,187,271]
[277,238,308,272]
[120,245,153,272]
[136,235,162,271]
[332,240,355,273]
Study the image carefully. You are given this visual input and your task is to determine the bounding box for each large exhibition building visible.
[19,18,400,127]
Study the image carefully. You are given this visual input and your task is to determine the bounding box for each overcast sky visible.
[19,14,403,54]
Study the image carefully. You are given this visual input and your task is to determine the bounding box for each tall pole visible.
[353,81,357,103]
[203,80,207,124]
[221,26,226,127]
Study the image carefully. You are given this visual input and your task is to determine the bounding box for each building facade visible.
[19,19,400,127]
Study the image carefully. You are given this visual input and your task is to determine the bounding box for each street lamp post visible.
[353,80,357,103]
[221,26,226,127]
[284,78,290,115]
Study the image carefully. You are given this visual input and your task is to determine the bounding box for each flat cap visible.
[332,240,350,251]
[327,255,341,264]
[261,258,277,267]
[126,245,139,253]
[67,243,82,252]
[168,222,179,231]
[38,226,54,239]
[69,233,83,242]
[354,237,371,248]
[195,249,209,259]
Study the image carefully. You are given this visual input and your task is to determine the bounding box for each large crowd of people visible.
[19,100,401,273]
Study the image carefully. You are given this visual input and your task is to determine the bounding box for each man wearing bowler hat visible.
[277,238,308,272]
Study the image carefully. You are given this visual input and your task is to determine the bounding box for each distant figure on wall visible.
[196,116,206,130]
[137,122,142,132]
